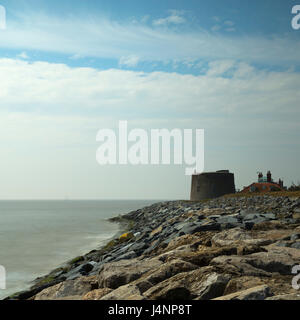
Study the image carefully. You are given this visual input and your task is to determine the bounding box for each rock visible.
[158,244,197,262]
[143,276,191,300]
[100,283,147,300]
[129,242,149,253]
[213,285,272,300]
[223,276,265,295]
[144,267,228,300]
[34,276,97,300]
[179,220,220,236]
[97,257,162,289]
[237,245,267,256]
[290,233,300,241]
[252,220,290,231]
[142,259,198,285]
[14,195,300,301]
[79,263,94,274]
[211,228,271,247]
[65,263,94,280]
[246,247,300,275]
[82,288,113,300]
[150,226,163,237]
[179,223,201,235]
[193,273,231,300]
[197,220,221,232]
[163,234,202,252]
[115,251,137,261]
[266,293,300,300]
[293,211,300,220]
[53,295,83,300]
[161,246,237,268]
[210,255,271,277]
[291,241,300,249]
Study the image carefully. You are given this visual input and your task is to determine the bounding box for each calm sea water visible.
[0,200,158,299]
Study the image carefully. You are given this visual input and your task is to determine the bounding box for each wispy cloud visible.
[153,9,186,26]
[17,51,29,59]
[211,18,236,33]
[0,12,300,68]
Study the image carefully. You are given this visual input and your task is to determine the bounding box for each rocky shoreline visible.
[5,192,300,300]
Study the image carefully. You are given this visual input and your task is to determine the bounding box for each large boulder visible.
[142,259,198,285]
[192,273,231,300]
[246,246,300,275]
[210,255,271,277]
[34,276,97,300]
[211,246,300,277]
[98,257,162,289]
[143,266,230,300]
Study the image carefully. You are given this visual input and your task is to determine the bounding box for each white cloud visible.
[119,55,140,67]
[0,58,299,126]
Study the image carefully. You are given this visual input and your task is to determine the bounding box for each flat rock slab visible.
[213,285,272,300]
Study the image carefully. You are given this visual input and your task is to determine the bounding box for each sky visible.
[0,0,299,199]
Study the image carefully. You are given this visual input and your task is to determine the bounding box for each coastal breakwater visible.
[5,193,300,300]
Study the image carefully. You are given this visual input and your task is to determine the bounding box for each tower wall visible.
[190,171,235,201]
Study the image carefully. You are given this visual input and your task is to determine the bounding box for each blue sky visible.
[1,0,300,72]
[0,0,299,199]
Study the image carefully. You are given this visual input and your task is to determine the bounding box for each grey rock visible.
[115,251,137,261]
[194,273,231,300]
[290,233,300,241]
[291,241,300,249]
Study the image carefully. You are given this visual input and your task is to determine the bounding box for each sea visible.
[0,199,159,299]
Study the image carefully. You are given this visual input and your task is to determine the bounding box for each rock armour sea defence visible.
[6,194,300,300]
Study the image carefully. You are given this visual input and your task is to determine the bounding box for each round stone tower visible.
[190,170,235,201]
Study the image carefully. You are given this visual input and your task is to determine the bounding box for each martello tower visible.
[190,170,235,201]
